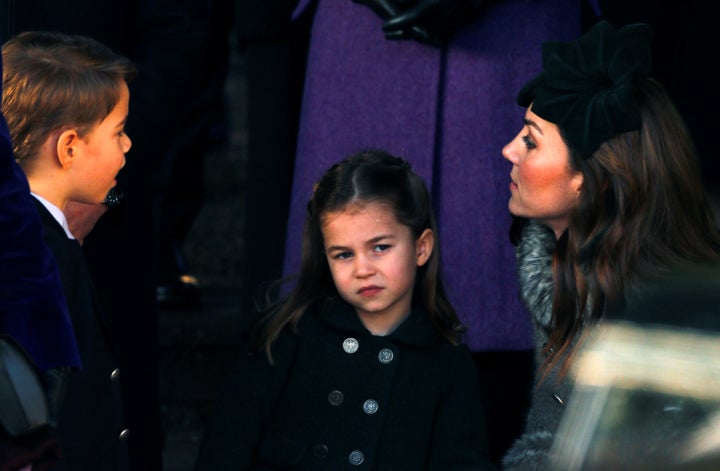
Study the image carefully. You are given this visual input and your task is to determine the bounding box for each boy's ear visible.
[416,228,434,267]
[56,129,79,169]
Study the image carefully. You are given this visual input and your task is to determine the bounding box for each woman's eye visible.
[521,135,536,150]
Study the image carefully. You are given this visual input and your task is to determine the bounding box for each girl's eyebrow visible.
[325,244,350,252]
[367,234,393,245]
[523,118,543,135]
[325,234,395,252]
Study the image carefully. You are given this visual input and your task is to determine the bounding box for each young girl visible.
[195,150,494,470]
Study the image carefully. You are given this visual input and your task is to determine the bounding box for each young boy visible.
[2,30,136,469]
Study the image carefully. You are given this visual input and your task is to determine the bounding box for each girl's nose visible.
[353,254,375,278]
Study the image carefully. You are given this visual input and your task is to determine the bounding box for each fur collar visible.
[516,221,557,331]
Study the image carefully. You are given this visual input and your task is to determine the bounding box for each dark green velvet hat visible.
[517,20,654,159]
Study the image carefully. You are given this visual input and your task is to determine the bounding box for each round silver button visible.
[118,428,130,442]
[110,368,121,381]
[348,450,364,465]
[328,390,344,406]
[378,348,393,364]
[363,399,378,415]
[342,338,359,354]
[313,443,328,458]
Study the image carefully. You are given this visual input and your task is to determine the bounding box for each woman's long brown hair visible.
[544,78,720,376]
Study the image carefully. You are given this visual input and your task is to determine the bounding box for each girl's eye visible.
[333,251,352,260]
[373,244,390,253]
[521,134,536,150]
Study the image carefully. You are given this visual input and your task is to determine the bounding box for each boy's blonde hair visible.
[1,31,136,165]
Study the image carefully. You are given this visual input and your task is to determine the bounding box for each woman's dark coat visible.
[500,221,572,470]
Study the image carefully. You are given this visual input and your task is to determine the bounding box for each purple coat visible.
[0,56,81,370]
[284,0,581,351]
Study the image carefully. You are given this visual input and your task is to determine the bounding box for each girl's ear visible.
[56,129,79,169]
[415,228,434,267]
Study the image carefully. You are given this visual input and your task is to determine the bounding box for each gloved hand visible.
[41,367,71,428]
[352,0,444,46]
[382,0,488,45]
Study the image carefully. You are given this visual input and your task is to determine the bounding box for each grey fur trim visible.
[502,430,555,470]
[516,221,556,330]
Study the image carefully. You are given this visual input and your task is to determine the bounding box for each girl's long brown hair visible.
[252,149,465,362]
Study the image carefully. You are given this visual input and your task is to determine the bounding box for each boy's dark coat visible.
[34,200,129,470]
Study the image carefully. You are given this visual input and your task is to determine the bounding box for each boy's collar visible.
[31,192,75,239]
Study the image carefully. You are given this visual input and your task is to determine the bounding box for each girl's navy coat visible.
[195,298,494,470]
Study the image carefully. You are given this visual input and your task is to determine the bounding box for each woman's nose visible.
[502,136,519,164]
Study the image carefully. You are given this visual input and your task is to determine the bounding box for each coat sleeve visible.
[427,344,497,470]
[0,65,80,372]
[193,331,297,470]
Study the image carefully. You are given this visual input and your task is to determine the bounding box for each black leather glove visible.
[352,0,444,46]
[41,367,71,428]
[382,0,488,45]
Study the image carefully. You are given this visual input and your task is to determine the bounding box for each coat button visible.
[378,348,393,364]
[363,399,378,415]
[118,428,130,442]
[542,342,554,357]
[343,338,359,354]
[348,450,364,465]
[110,368,121,382]
[328,390,344,406]
[313,444,328,458]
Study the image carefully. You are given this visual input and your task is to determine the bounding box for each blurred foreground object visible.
[0,335,62,471]
[552,264,720,470]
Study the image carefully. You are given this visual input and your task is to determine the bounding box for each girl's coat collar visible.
[315,298,439,348]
